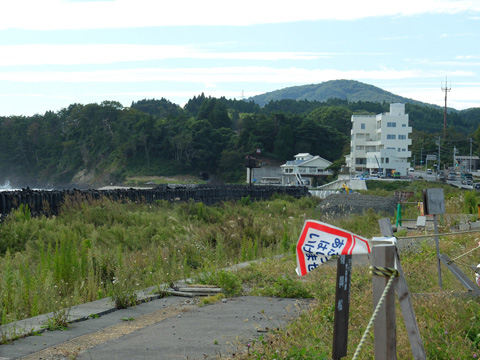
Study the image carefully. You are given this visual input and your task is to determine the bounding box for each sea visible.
[0,180,15,191]
[0,180,48,192]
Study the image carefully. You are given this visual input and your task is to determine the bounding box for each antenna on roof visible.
[441,76,451,139]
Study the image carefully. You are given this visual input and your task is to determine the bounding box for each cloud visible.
[0,44,330,66]
[381,82,480,109]
[1,66,474,84]
[2,0,480,30]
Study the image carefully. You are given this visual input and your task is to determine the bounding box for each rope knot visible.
[369,266,398,278]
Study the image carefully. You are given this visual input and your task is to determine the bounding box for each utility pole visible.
[420,148,423,169]
[453,146,457,171]
[441,77,451,140]
[438,136,441,172]
[470,138,473,172]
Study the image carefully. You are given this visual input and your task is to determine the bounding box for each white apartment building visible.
[345,103,412,176]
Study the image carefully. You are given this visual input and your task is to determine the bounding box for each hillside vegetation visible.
[248,79,427,107]
[1,81,479,188]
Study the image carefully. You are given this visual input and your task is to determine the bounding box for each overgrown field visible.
[0,194,317,327]
[1,185,480,359]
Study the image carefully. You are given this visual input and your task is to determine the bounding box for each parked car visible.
[436,172,445,182]
[426,169,433,175]
[474,183,480,190]
[461,172,473,185]
[393,171,401,178]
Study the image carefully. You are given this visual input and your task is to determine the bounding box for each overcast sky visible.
[1,0,480,116]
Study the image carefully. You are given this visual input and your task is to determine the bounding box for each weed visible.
[193,268,242,296]
[43,307,70,331]
[252,275,313,298]
[199,293,225,307]
[109,275,139,309]
[121,317,135,322]
[464,191,478,214]
[240,195,252,206]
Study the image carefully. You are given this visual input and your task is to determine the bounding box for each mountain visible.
[248,79,436,108]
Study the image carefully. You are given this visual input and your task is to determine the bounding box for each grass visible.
[0,193,319,328]
[224,193,480,359]
[122,175,206,187]
[1,184,480,358]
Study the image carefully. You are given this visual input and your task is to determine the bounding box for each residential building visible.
[280,153,332,186]
[345,103,412,176]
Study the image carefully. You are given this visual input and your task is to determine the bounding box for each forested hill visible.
[249,80,433,108]
[0,91,479,189]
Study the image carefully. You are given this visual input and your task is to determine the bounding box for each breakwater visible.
[0,184,309,218]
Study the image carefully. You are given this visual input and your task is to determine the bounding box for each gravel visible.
[316,193,398,217]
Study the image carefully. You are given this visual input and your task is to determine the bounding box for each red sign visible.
[296,220,370,276]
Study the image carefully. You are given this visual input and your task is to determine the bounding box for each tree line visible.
[0,94,478,187]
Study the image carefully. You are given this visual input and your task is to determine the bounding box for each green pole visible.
[396,203,402,227]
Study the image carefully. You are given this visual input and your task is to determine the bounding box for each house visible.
[280,153,332,186]
[345,103,412,176]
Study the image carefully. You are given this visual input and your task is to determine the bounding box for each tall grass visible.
[0,194,320,325]
[228,193,480,359]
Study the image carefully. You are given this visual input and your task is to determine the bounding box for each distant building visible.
[455,155,480,172]
[345,103,412,176]
[280,153,332,186]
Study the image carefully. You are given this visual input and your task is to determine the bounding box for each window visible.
[387,122,396,127]
[360,123,366,129]
[385,158,389,164]
[387,134,396,139]
[398,135,406,140]
[402,148,406,152]
[402,124,406,127]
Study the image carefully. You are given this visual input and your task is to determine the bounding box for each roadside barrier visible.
[0,185,310,219]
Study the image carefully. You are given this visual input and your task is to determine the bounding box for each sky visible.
[1,0,480,116]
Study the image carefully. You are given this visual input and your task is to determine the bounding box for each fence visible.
[0,184,310,218]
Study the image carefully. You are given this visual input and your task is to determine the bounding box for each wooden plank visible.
[372,244,397,360]
[378,218,394,237]
[164,290,218,297]
[178,287,223,293]
[439,254,480,295]
[394,253,427,359]
[379,218,427,360]
[433,214,443,289]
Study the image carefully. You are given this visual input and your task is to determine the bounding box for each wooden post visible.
[332,255,352,359]
[378,218,426,360]
[433,214,443,289]
[372,244,397,360]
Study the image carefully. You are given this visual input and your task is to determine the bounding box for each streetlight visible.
[420,148,423,170]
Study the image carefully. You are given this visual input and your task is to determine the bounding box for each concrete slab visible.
[0,296,310,360]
